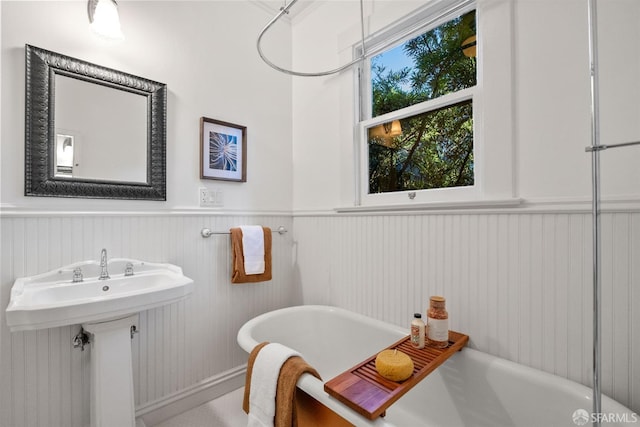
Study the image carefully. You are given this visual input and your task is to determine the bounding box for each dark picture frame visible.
[24,45,167,200]
[200,117,247,182]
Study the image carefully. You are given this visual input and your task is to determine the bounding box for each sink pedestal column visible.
[83,314,139,427]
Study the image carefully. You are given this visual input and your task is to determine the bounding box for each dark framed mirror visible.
[25,44,167,200]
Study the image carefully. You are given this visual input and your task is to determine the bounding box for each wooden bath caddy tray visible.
[324,330,469,420]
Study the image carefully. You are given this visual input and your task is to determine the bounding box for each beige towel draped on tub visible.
[230,226,272,283]
[243,342,321,427]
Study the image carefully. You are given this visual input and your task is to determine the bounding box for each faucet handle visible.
[124,262,134,276]
[72,267,83,283]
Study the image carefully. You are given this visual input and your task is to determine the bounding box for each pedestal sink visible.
[6,254,194,427]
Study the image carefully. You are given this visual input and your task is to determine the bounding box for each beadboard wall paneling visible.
[2,210,639,426]
[292,212,639,414]
[0,214,296,427]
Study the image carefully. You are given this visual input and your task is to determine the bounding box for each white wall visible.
[516,0,640,203]
[1,0,293,212]
[292,211,640,413]
[1,2,296,427]
[2,0,640,425]
[289,0,640,416]
[0,213,299,427]
[291,0,640,211]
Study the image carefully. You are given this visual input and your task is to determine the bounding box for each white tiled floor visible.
[154,388,247,427]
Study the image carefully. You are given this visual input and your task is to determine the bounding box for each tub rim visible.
[237,305,406,353]
[237,305,398,426]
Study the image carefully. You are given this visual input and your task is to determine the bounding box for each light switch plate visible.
[199,187,223,207]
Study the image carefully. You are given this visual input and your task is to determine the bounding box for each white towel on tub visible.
[247,343,300,427]
[240,225,265,275]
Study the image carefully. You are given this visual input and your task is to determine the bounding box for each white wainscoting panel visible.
[0,213,296,427]
[292,212,639,414]
[2,210,638,426]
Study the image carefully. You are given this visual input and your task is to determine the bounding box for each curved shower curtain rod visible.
[256,0,367,77]
[257,0,476,78]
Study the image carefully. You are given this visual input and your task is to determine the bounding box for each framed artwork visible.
[200,117,247,182]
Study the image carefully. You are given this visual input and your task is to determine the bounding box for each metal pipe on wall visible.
[583,0,640,422]
[586,0,602,424]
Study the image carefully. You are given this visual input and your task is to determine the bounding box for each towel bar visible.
[200,226,287,238]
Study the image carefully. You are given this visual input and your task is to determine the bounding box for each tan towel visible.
[231,227,272,283]
[243,342,322,427]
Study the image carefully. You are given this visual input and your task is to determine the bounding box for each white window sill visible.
[335,197,522,214]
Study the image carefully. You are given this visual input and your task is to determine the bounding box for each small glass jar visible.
[426,296,449,348]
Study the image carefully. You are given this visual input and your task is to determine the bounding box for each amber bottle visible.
[426,296,449,348]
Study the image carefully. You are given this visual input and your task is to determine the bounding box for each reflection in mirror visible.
[25,45,167,200]
[54,133,75,177]
[54,74,148,183]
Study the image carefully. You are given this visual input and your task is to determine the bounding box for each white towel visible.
[247,343,300,427]
[240,226,265,275]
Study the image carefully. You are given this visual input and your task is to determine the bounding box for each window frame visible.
[357,1,479,207]
[350,0,517,210]
[360,88,480,205]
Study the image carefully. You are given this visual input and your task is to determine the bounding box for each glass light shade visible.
[90,0,124,40]
[462,35,476,58]
[370,120,402,138]
[368,120,402,148]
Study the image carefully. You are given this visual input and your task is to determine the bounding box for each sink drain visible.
[102,285,109,292]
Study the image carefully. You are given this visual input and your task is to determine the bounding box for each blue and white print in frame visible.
[200,117,247,182]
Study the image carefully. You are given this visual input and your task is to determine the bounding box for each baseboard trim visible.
[136,364,247,427]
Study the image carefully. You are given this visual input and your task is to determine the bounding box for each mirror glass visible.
[25,45,167,200]
[54,74,148,183]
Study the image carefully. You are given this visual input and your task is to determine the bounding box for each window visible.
[359,7,478,205]
[347,0,515,211]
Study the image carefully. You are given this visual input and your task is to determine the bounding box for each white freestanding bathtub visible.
[237,305,638,427]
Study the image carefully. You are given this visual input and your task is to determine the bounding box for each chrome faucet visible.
[72,267,84,283]
[124,262,134,276]
[99,248,110,280]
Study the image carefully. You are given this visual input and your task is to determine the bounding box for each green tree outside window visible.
[368,10,476,194]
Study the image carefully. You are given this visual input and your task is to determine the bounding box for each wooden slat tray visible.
[324,330,469,420]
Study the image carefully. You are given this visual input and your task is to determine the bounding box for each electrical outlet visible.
[199,187,223,207]
[199,187,210,206]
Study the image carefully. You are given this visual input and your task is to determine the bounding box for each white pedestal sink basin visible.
[5,255,194,427]
[6,258,193,331]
